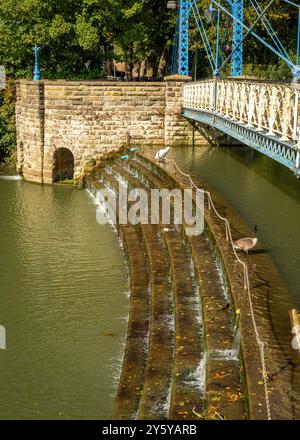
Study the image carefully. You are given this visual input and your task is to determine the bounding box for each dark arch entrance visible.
[53,148,74,182]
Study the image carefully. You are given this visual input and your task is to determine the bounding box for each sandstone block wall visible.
[16,82,45,183]
[16,78,204,183]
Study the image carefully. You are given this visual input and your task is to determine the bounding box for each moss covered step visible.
[107,162,204,420]
[189,234,246,420]
[126,158,172,190]
[134,149,285,420]
[114,222,150,420]
[125,157,246,419]
[162,227,203,420]
[86,173,150,420]
[94,168,174,420]
[137,224,174,420]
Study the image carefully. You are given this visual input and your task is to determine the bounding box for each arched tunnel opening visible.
[52,148,74,182]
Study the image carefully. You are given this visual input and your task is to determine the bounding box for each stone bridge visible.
[16,78,202,183]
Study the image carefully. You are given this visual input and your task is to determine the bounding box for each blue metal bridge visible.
[169,0,300,175]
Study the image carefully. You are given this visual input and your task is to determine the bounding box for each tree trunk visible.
[157,51,167,78]
[125,42,134,81]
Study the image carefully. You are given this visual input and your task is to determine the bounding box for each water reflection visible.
[0,180,128,419]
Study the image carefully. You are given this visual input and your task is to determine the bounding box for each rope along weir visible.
[163,157,272,420]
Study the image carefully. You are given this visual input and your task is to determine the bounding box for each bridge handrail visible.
[183,79,299,143]
[190,77,293,85]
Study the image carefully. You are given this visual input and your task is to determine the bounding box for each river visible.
[1,143,300,419]
[0,178,128,419]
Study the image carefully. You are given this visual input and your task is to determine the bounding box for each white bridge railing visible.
[183,79,299,143]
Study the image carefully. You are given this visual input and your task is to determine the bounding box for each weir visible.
[82,146,300,420]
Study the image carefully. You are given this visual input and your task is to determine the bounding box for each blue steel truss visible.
[174,0,300,79]
[175,1,244,77]
[231,0,244,76]
[179,0,191,76]
[182,109,300,175]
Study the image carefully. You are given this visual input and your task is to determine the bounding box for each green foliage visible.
[0,0,297,81]
[0,0,299,163]
[0,0,175,83]
[0,80,16,163]
[75,16,100,51]
[243,60,291,81]
[190,0,298,81]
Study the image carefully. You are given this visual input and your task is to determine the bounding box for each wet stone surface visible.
[136,146,300,420]
[84,146,300,420]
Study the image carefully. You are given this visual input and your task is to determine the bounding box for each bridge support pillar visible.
[231,0,244,77]
[165,76,197,146]
[178,0,191,76]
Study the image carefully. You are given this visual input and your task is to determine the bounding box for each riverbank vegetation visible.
[0,0,298,163]
[0,80,16,168]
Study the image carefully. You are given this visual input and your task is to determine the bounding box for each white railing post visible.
[183,79,296,144]
[292,85,299,142]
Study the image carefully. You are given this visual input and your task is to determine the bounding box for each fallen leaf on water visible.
[214,372,223,380]
[229,394,239,402]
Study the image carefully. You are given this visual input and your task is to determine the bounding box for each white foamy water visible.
[187,353,207,395]
[0,175,22,181]
[210,330,240,362]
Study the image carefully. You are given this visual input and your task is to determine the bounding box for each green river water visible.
[0,178,128,419]
[1,143,300,419]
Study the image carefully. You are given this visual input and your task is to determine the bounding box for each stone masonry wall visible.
[16,78,204,183]
[16,81,45,183]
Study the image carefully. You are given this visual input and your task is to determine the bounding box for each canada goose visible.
[155,147,170,162]
[233,225,258,254]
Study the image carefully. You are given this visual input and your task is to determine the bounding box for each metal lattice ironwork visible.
[178,0,191,76]
[183,108,299,173]
[231,0,244,76]
[173,0,300,79]
[174,0,244,77]
[53,148,74,182]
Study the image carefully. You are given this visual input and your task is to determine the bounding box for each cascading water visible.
[210,328,240,362]
[0,175,22,180]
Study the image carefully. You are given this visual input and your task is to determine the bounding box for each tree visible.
[0,80,16,163]
[0,0,298,163]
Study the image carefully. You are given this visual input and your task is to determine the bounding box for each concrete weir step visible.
[106,162,204,420]
[124,157,246,420]
[89,156,246,420]
[189,235,245,420]
[163,227,203,419]
[137,224,173,420]
[113,222,150,420]
[85,174,150,420]
[94,169,174,420]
